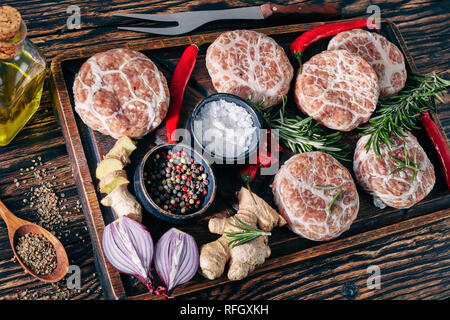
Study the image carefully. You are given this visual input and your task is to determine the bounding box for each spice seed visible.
[15,233,57,276]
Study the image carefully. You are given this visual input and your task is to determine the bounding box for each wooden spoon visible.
[0,200,69,282]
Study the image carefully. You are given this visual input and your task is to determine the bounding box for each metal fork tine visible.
[117,26,186,36]
[115,6,266,35]
[115,7,262,35]
[114,12,181,23]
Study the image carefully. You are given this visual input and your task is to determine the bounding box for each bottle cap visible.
[0,6,21,41]
[0,6,23,59]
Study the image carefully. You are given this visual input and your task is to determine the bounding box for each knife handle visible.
[261,3,341,19]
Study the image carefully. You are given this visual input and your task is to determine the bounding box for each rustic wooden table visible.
[0,0,448,300]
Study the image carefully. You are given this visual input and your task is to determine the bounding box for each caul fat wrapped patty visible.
[273,152,359,241]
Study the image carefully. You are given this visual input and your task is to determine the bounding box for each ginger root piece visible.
[200,187,286,281]
[96,158,124,180]
[98,170,129,194]
[105,136,137,164]
[105,148,131,165]
[96,137,142,222]
[101,185,142,222]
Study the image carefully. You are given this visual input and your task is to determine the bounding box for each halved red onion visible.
[102,216,154,289]
[154,228,199,293]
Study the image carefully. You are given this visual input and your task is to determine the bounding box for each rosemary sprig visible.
[313,184,343,190]
[389,145,420,182]
[224,216,271,248]
[360,72,450,156]
[251,96,350,161]
[327,190,343,216]
[313,184,343,216]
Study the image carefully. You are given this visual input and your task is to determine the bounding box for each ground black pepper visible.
[19,158,83,237]
[15,233,57,275]
[4,158,103,299]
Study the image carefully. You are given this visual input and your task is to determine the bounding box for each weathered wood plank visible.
[3,0,444,35]
[161,209,450,300]
[48,17,450,299]
[0,0,448,300]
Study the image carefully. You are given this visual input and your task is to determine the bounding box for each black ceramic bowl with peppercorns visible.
[134,143,216,224]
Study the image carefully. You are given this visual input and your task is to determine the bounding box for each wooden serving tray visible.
[49,18,450,300]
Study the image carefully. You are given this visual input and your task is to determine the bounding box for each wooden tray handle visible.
[261,3,341,19]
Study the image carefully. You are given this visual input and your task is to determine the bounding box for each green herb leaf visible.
[360,72,450,156]
[250,96,350,161]
[327,189,343,216]
[312,184,344,217]
[313,184,343,190]
[389,145,420,182]
[224,216,271,248]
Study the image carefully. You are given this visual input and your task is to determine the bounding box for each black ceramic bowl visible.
[134,143,217,224]
[189,93,262,164]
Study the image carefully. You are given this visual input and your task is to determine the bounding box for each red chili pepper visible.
[237,164,258,183]
[420,111,450,190]
[256,129,284,167]
[258,144,279,168]
[166,44,199,143]
[238,129,285,184]
[290,19,380,72]
[238,165,259,204]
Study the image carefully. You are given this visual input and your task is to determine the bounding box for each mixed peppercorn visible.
[145,149,209,215]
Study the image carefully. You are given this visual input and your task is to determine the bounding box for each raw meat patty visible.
[353,131,435,209]
[206,30,293,109]
[328,29,407,97]
[73,48,170,139]
[272,152,359,241]
[295,50,379,132]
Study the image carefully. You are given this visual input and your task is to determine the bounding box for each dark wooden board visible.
[132,208,450,300]
[0,0,447,301]
[49,18,450,300]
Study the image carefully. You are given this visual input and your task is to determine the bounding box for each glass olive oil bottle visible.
[0,6,46,146]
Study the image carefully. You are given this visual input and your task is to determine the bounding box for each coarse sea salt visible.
[193,99,256,158]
